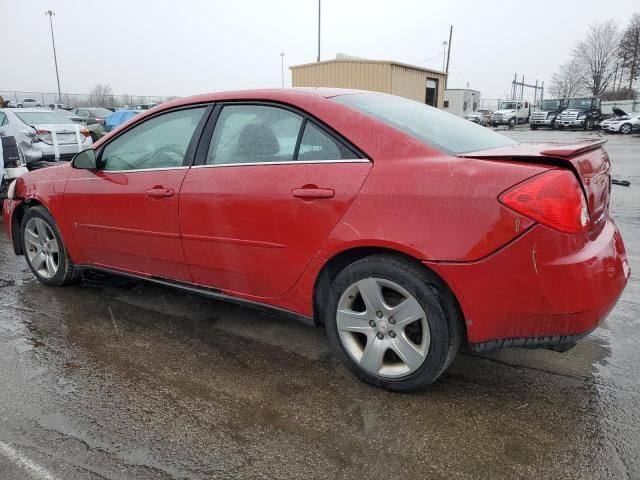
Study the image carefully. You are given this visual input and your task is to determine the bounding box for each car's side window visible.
[206,105,303,165]
[298,122,359,161]
[101,107,206,172]
[79,110,90,118]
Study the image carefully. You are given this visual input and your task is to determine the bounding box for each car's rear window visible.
[15,112,75,125]
[333,93,516,154]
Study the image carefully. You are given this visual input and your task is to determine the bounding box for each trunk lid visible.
[461,141,611,235]
[32,123,83,145]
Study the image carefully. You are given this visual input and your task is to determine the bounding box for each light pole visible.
[45,10,62,103]
[280,53,285,88]
[441,41,448,71]
[317,0,321,62]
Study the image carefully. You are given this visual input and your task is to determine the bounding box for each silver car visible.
[0,108,93,164]
[464,111,488,126]
[600,111,640,134]
[18,98,42,108]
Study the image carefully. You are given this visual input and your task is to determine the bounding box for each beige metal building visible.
[290,58,448,108]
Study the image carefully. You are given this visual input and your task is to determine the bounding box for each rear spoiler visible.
[539,139,607,158]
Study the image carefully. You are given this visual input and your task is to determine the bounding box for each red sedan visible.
[2,89,629,391]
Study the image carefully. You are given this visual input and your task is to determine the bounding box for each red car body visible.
[2,89,629,351]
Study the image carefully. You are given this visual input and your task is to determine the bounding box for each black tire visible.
[21,206,80,287]
[620,123,632,135]
[530,125,538,130]
[508,117,516,128]
[324,254,463,392]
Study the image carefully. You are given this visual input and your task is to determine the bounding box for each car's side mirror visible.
[72,149,97,170]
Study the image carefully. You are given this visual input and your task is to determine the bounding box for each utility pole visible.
[445,25,452,88]
[441,41,447,71]
[317,0,321,62]
[280,53,285,88]
[45,10,62,103]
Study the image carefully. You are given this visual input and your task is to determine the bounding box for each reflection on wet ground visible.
[0,130,638,479]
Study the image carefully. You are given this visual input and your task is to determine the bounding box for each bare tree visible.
[619,13,640,96]
[573,20,620,95]
[549,59,585,98]
[89,84,114,107]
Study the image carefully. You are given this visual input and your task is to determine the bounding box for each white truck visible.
[490,100,530,127]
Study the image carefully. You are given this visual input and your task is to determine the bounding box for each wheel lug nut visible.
[377,332,384,340]
[389,317,396,324]
[369,320,376,327]
[389,331,396,338]
[376,311,383,318]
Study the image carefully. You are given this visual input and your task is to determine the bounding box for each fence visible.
[0,90,180,109]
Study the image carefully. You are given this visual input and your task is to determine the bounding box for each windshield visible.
[333,93,516,154]
[15,111,76,125]
[539,100,560,110]
[498,102,518,110]
[568,98,593,109]
[87,108,113,117]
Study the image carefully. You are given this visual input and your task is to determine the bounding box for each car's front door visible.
[64,106,209,280]
[179,103,372,298]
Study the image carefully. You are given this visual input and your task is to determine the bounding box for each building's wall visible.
[444,90,482,117]
[390,65,446,107]
[291,61,392,94]
[291,61,447,108]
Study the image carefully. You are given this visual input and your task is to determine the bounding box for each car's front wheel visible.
[620,123,632,134]
[324,254,462,392]
[21,206,80,286]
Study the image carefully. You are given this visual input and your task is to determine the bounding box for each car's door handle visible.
[291,187,335,199]
[146,187,175,198]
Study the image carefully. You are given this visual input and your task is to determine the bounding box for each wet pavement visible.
[0,129,638,479]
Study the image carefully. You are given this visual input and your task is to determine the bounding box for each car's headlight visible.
[577,113,586,119]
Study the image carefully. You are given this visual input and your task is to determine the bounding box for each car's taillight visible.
[35,129,53,145]
[96,117,104,125]
[499,170,589,234]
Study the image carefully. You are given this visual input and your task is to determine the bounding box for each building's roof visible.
[445,89,481,94]
[290,58,446,76]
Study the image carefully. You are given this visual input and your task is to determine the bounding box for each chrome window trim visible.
[100,166,189,174]
[191,159,371,169]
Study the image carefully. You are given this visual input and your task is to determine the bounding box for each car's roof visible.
[159,87,378,109]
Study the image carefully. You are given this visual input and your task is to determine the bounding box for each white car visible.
[600,108,640,134]
[0,134,28,199]
[18,98,42,108]
[0,108,93,165]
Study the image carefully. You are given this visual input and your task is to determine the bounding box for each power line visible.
[414,51,445,65]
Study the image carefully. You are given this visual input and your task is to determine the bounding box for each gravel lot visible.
[0,127,638,479]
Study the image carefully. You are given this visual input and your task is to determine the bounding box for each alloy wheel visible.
[621,124,632,134]
[24,218,60,279]
[336,277,430,378]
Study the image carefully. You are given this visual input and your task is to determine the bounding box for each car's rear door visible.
[64,105,210,280]
[179,102,372,298]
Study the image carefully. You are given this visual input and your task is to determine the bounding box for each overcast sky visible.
[1,0,638,100]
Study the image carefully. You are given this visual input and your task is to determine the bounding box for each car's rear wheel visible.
[21,206,80,286]
[620,123,632,134]
[324,254,462,392]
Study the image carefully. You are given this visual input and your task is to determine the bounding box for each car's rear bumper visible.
[425,219,629,350]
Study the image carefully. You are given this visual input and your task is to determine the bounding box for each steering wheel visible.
[138,144,185,169]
